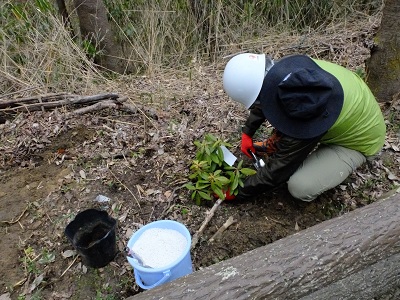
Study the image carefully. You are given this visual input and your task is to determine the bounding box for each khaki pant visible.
[287,144,367,201]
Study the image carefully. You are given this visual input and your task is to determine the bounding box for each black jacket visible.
[237,104,323,200]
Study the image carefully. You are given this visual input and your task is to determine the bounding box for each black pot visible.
[65,209,117,268]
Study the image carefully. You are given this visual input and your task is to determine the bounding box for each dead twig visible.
[191,199,222,250]
[107,167,142,210]
[60,255,79,278]
[208,216,236,243]
[1,206,28,226]
[0,69,31,89]
[0,86,40,99]
[66,98,160,126]
[159,187,181,218]
[265,216,287,226]
[67,98,126,116]
[123,102,159,129]
[13,278,27,288]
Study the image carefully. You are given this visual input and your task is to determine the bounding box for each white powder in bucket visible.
[131,227,187,268]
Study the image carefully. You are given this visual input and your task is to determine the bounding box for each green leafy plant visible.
[21,246,40,275]
[185,134,256,204]
[38,250,55,265]
[355,67,366,80]
[82,39,99,60]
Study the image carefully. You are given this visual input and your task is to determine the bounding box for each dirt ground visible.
[1,22,400,300]
[1,90,399,300]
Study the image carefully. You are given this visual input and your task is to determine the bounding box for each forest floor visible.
[1,16,400,300]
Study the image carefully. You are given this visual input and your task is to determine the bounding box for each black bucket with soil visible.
[65,209,117,268]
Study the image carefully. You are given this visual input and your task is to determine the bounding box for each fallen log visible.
[128,194,400,300]
[301,252,400,299]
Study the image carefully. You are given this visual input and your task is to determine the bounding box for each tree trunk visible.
[366,0,400,102]
[55,0,75,38]
[128,194,400,300]
[55,0,70,26]
[73,0,126,73]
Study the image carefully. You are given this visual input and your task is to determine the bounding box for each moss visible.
[367,32,400,100]
[386,50,400,80]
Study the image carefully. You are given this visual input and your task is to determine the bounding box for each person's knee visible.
[287,177,318,202]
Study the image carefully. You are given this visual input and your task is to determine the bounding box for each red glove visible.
[214,189,236,201]
[241,133,255,158]
[224,189,236,201]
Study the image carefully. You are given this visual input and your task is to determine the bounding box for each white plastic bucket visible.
[127,220,193,290]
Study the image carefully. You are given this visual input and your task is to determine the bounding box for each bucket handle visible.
[135,270,171,290]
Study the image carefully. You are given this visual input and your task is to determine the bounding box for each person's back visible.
[315,60,386,156]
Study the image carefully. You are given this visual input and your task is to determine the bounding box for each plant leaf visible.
[198,190,212,200]
[217,147,224,162]
[213,188,225,200]
[241,168,257,176]
[189,173,198,179]
[237,160,243,168]
[231,174,239,191]
[196,181,210,189]
[211,153,220,164]
[214,169,222,176]
[184,183,196,190]
[199,173,209,180]
[216,176,230,185]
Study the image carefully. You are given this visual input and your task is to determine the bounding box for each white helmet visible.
[223,53,266,109]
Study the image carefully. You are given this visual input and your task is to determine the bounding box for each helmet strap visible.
[265,56,274,75]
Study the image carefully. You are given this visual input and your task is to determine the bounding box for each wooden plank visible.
[127,194,400,300]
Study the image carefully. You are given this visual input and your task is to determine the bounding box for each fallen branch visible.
[208,216,236,243]
[191,199,222,250]
[0,92,72,108]
[0,92,119,113]
[0,92,162,130]
[66,98,127,116]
